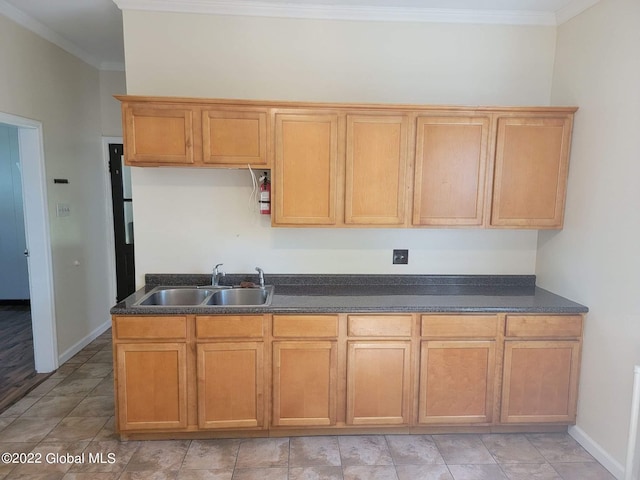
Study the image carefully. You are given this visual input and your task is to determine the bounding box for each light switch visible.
[56,203,70,217]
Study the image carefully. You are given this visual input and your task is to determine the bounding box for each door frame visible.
[102,136,123,305]
[0,112,58,372]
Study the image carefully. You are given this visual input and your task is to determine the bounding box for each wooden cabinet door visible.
[346,341,411,425]
[202,110,268,166]
[413,116,490,226]
[501,340,580,423]
[345,115,408,225]
[122,104,196,165]
[272,341,337,427]
[115,342,188,431]
[274,113,339,225]
[419,340,495,424]
[491,115,573,228]
[197,342,264,429]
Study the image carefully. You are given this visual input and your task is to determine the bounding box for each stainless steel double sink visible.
[134,285,274,307]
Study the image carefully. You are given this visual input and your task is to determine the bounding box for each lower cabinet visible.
[501,340,580,423]
[346,341,412,425]
[197,342,264,429]
[115,342,188,431]
[272,341,338,426]
[419,340,495,424]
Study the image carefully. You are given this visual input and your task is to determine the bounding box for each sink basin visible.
[207,287,272,306]
[138,287,215,306]
[134,285,274,307]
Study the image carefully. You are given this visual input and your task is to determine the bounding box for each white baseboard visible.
[569,425,626,479]
[57,318,111,365]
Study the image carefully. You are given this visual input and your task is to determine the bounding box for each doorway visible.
[0,112,58,376]
[108,143,135,301]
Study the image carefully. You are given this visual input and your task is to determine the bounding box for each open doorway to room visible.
[0,114,57,411]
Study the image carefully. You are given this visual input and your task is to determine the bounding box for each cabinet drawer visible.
[273,315,338,338]
[421,315,498,338]
[196,315,264,339]
[348,315,413,337]
[114,316,187,340]
[505,315,583,338]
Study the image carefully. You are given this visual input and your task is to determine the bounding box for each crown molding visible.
[0,0,104,70]
[555,0,600,24]
[113,0,560,26]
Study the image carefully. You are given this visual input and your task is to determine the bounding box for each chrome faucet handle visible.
[255,267,265,288]
[213,263,225,286]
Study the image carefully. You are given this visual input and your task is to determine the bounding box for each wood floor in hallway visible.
[0,304,50,412]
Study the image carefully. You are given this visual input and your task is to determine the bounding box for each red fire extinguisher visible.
[259,172,271,215]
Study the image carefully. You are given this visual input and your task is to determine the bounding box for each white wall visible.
[536,0,640,472]
[100,70,127,137]
[122,11,559,284]
[0,14,114,359]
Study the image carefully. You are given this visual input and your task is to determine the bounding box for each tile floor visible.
[0,329,616,480]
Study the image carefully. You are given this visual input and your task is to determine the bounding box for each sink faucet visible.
[255,267,265,288]
[212,263,225,286]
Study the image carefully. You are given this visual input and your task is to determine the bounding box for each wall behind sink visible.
[121,10,558,285]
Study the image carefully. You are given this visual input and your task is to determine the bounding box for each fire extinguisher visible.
[259,172,271,215]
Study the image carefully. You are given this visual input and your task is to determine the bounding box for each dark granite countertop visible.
[110,274,588,315]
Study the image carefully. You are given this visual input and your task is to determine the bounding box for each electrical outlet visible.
[393,249,409,264]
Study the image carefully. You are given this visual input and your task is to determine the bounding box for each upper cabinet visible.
[273,111,340,226]
[413,115,490,226]
[117,96,576,229]
[118,96,269,168]
[491,114,573,228]
[345,114,409,225]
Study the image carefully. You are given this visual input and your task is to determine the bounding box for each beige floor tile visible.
[338,436,393,466]
[66,352,96,365]
[26,378,65,397]
[235,438,289,469]
[342,465,398,480]
[395,464,453,480]
[0,442,38,477]
[290,436,341,467]
[288,466,343,480]
[92,417,117,442]
[432,435,496,465]
[47,379,102,397]
[550,462,616,480]
[386,435,444,465]
[62,473,120,480]
[86,378,114,397]
[182,439,240,470]
[44,417,109,443]
[65,364,112,380]
[0,417,15,430]
[48,365,80,381]
[85,350,113,364]
[447,464,508,480]
[125,440,190,472]
[67,396,114,417]
[481,434,546,464]
[527,434,596,463]
[0,396,38,417]
[21,397,85,418]
[231,467,288,480]
[500,463,562,480]
[119,471,178,480]
[177,470,233,480]
[0,417,62,442]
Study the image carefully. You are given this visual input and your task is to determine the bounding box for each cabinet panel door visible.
[272,341,337,427]
[116,343,187,431]
[123,105,195,165]
[501,340,580,423]
[491,115,573,228]
[345,115,408,225]
[413,116,489,226]
[347,341,411,425]
[197,342,264,429]
[202,110,268,166]
[419,341,495,424]
[274,113,339,225]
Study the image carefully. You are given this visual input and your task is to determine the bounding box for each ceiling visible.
[0,0,599,71]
